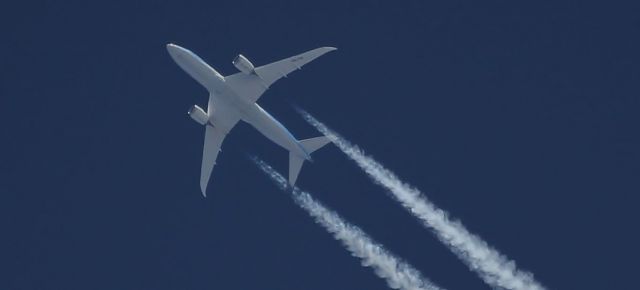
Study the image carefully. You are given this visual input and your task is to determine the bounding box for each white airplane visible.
[167,43,336,196]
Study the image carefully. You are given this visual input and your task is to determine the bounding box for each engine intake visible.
[188,105,208,125]
[232,54,255,74]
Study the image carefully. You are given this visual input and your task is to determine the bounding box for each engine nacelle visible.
[188,105,209,125]
[232,54,255,74]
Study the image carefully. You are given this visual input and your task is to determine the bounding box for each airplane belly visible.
[167,45,224,91]
[243,104,305,156]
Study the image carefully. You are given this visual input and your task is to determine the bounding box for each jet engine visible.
[188,105,209,125]
[232,54,255,74]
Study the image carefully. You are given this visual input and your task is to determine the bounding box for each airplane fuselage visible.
[167,44,311,160]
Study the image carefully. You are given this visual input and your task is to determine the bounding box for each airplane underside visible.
[167,43,336,196]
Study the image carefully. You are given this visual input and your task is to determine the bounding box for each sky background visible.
[2,1,639,289]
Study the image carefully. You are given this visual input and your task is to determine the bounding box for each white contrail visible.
[299,110,545,290]
[254,158,444,290]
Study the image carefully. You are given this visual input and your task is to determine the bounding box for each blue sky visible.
[2,1,639,289]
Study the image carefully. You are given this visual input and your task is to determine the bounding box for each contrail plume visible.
[298,110,545,290]
[253,158,444,290]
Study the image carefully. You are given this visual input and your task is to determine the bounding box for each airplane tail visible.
[288,136,332,186]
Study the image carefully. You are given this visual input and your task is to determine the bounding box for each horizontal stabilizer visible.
[289,153,305,186]
[288,136,332,185]
[300,136,331,154]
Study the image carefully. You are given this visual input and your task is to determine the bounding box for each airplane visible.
[166,43,336,197]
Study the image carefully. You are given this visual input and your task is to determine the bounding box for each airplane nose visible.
[166,43,178,52]
[166,43,185,59]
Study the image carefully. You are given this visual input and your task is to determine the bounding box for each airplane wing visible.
[200,95,241,196]
[224,47,337,103]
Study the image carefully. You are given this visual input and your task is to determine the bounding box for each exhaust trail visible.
[299,110,545,290]
[254,158,444,290]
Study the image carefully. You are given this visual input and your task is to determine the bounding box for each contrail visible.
[254,158,444,290]
[299,110,545,290]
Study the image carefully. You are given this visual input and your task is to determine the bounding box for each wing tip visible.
[200,183,208,198]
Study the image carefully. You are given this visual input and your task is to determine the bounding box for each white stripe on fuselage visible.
[167,44,310,160]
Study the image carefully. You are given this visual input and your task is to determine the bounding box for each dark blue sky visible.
[2,1,639,289]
